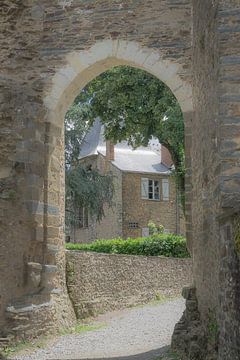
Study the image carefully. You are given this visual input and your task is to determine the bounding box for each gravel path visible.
[11,298,184,360]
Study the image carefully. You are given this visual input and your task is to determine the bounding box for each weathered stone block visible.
[27,262,42,289]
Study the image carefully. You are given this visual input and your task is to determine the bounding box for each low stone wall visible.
[66,251,192,318]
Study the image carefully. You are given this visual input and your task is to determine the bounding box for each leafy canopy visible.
[65,165,114,223]
[65,102,90,167]
[65,65,185,228]
[74,66,185,203]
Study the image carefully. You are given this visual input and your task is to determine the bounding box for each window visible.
[162,179,169,201]
[141,177,169,201]
[141,178,160,200]
[77,207,88,228]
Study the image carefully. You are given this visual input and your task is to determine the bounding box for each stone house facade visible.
[70,119,184,243]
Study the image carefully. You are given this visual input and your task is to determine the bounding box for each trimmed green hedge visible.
[65,234,190,258]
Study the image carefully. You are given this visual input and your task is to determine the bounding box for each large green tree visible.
[65,102,90,167]
[65,102,114,230]
[73,66,185,206]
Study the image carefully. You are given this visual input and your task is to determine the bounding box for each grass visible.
[60,322,106,335]
[126,292,179,311]
[157,350,182,359]
[1,321,106,358]
[154,292,170,303]
[1,337,50,358]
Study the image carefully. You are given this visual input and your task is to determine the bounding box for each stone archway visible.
[43,37,194,253]
[44,39,192,116]
[43,37,193,264]
[1,39,193,341]
[1,1,240,358]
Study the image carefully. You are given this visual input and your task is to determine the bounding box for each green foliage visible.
[157,350,181,360]
[71,66,185,208]
[233,215,240,255]
[60,322,106,336]
[148,220,164,235]
[65,65,185,226]
[207,309,219,344]
[154,292,168,302]
[65,102,90,167]
[1,337,51,358]
[1,322,106,358]
[66,261,75,281]
[64,94,114,225]
[66,234,190,258]
[65,165,114,224]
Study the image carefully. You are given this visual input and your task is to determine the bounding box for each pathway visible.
[11,298,184,360]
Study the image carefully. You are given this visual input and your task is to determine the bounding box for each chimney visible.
[161,145,173,168]
[106,140,114,161]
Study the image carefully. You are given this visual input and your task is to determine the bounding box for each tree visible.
[65,165,114,224]
[64,102,90,167]
[73,66,185,207]
[64,101,114,231]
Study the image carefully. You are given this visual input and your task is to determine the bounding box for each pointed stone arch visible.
[43,39,194,249]
[1,39,194,340]
[43,39,193,125]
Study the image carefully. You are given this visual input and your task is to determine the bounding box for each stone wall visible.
[172,1,240,359]
[66,251,192,318]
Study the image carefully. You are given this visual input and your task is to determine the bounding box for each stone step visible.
[6,301,53,316]
[43,264,58,273]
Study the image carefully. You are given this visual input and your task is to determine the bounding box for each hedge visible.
[65,234,190,258]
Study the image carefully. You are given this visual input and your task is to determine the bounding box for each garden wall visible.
[66,251,192,318]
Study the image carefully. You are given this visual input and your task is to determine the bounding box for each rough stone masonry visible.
[66,251,192,318]
[0,1,240,359]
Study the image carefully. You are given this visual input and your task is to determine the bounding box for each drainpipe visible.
[176,188,180,235]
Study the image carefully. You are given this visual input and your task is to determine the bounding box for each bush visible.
[65,234,190,258]
[147,220,164,235]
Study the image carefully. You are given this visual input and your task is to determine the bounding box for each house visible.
[70,119,185,243]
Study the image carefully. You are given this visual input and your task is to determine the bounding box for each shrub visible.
[65,234,190,258]
[147,220,164,235]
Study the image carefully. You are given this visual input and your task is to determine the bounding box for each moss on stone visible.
[207,308,219,351]
[233,215,240,255]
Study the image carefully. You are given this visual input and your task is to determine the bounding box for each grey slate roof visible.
[79,118,171,174]
[78,118,103,158]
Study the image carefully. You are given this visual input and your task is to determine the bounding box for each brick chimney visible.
[161,145,173,168]
[106,140,114,161]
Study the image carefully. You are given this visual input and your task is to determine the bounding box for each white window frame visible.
[141,178,160,201]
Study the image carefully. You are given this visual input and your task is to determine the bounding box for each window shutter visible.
[162,179,169,201]
[141,178,149,199]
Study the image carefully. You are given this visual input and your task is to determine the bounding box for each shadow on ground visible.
[50,345,170,360]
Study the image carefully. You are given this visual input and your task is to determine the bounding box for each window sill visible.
[141,198,160,202]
